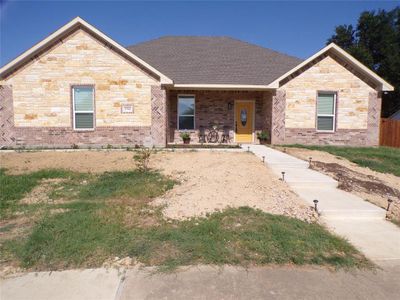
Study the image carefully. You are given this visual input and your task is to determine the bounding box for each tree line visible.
[328,7,399,117]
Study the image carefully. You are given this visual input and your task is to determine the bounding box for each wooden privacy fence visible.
[380,118,400,148]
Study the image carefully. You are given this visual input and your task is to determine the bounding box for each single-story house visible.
[0,17,394,148]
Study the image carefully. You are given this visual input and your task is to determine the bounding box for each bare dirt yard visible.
[151,151,315,221]
[0,150,315,222]
[276,147,400,223]
[0,150,135,174]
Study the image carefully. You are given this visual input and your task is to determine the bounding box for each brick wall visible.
[150,86,167,147]
[366,91,381,146]
[167,90,272,143]
[271,90,286,144]
[0,85,15,147]
[284,128,368,145]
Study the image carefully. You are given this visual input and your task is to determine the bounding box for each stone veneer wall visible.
[275,52,381,146]
[0,28,167,148]
[167,90,272,143]
[0,84,168,148]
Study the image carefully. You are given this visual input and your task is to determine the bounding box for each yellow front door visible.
[235,101,254,143]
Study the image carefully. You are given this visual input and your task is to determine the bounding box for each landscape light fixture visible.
[281,171,285,181]
[262,156,265,163]
[313,199,319,212]
[387,198,393,211]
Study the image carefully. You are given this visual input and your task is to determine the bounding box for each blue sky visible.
[1,1,398,66]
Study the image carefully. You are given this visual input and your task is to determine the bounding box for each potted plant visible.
[257,131,270,145]
[180,132,191,144]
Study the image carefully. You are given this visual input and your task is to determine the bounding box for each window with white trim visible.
[178,95,195,130]
[73,86,94,130]
[317,92,336,132]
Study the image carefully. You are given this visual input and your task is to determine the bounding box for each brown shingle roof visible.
[127,36,303,85]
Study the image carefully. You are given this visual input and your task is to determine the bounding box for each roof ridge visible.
[127,35,238,48]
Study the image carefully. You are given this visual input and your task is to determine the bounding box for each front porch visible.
[166,89,273,145]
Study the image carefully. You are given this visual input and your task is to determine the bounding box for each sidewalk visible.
[0,268,123,300]
[243,144,400,265]
[2,265,400,300]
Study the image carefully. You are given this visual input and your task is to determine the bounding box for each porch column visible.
[150,85,167,147]
[271,89,286,145]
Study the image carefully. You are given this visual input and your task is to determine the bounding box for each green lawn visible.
[0,168,371,271]
[283,145,400,177]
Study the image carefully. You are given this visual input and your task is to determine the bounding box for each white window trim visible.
[177,94,195,130]
[72,86,95,131]
[316,92,336,133]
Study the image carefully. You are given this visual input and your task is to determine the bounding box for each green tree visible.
[328,7,400,117]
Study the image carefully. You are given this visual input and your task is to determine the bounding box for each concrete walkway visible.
[243,144,400,265]
[2,265,400,300]
[0,268,123,300]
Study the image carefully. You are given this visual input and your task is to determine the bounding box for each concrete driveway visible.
[2,265,400,300]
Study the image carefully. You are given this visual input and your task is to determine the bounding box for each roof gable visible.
[0,17,173,84]
[267,43,394,91]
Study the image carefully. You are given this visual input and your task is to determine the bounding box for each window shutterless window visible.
[72,86,94,130]
[316,92,336,132]
[178,95,195,130]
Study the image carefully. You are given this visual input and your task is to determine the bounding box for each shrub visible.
[133,148,153,172]
[180,132,191,140]
[257,131,270,141]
